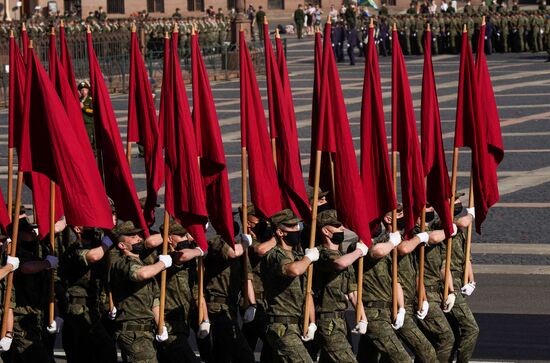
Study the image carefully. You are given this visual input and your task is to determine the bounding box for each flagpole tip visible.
[29,40,33,49]
[10,29,14,37]
[86,24,91,33]
[427,23,430,32]
[22,23,26,31]
[392,22,396,31]
[240,23,244,32]
[275,28,280,38]
[315,25,320,33]
[173,23,179,33]
[327,15,332,24]
[264,16,268,25]
[191,25,196,35]
[51,27,55,35]
[482,16,486,25]
[60,19,64,27]
[463,24,467,33]
[369,18,374,28]
[131,22,136,32]
[165,31,169,39]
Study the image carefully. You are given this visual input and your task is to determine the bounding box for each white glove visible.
[351,320,368,334]
[101,235,113,249]
[46,316,63,334]
[301,322,317,341]
[7,256,20,271]
[243,305,257,323]
[392,308,406,330]
[0,336,12,352]
[356,242,369,256]
[158,254,172,269]
[466,207,475,219]
[416,300,429,320]
[195,247,206,257]
[443,293,456,313]
[389,232,402,247]
[451,223,458,237]
[416,232,429,246]
[45,255,58,269]
[304,247,319,262]
[240,233,253,249]
[197,320,210,339]
[108,306,117,320]
[155,325,169,342]
[461,281,476,296]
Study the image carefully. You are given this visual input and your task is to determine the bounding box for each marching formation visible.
[0,13,503,363]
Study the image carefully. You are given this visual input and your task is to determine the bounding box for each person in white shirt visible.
[440,0,449,12]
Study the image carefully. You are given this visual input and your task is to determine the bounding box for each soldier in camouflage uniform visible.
[202,227,254,363]
[262,209,319,363]
[414,15,425,54]
[78,80,95,153]
[312,210,368,363]
[0,234,19,359]
[442,203,479,363]
[110,221,172,363]
[58,226,117,363]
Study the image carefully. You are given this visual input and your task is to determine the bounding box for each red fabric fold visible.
[59,24,79,101]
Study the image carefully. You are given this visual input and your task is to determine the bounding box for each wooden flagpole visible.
[7,148,13,221]
[127,23,136,167]
[443,146,460,302]
[463,176,474,284]
[391,150,398,320]
[417,178,427,311]
[48,181,56,325]
[197,153,205,326]
[157,210,170,334]
[241,146,249,311]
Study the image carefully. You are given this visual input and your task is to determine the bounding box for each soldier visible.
[0,234,19,357]
[333,21,346,62]
[347,25,360,65]
[518,12,528,51]
[58,226,117,363]
[431,16,441,55]
[110,220,173,363]
[78,80,95,153]
[202,228,255,363]
[312,210,368,363]
[443,203,479,363]
[172,8,183,19]
[262,209,319,362]
[404,15,413,55]
[256,6,266,41]
[294,4,306,39]
[500,14,510,53]
[532,13,544,52]
[415,15,425,54]
[463,1,473,15]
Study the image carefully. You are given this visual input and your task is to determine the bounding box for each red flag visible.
[59,22,79,101]
[360,25,397,233]
[128,29,164,227]
[0,189,9,234]
[421,28,453,239]
[8,32,26,150]
[162,30,208,252]
[391,28,426,237]
[191,32,234,247]
[21,25,29,61]
[264,23,277,140]
[454,30,490,233]
[18,47,113,229]
[476,24,504,215]
[240,31,283,219]
[264,29,311,221]
[87,31,148,233]
[316,23,372,246]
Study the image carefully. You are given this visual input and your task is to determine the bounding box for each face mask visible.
[175,241,192,251]
[82,227,102,242]
[425,211,435,223]
[330,231,345,244]
[317,204,331,213]
[252,220,273,242]
[131,241,146,255]
[396,217,406,231]
[283,230,302,246]
[454,204,463,216]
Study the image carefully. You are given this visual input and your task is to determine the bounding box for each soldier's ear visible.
[117,241,127,251]
[321,226,330,237]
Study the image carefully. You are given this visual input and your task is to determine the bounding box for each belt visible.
[268,316,299,324]
[207,296,229,305]
[365,301,391,309]
[118,322,153,332]
[317,311,345,320]
[425,285,442,293]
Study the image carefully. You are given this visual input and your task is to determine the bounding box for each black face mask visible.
[131,241,146,255]
[396,217,406,231]
[330,231,345,244]
[283,230,302,246]
[252,220,273,242]
[454,204,463,216]
[175,241,192,251]
[82,228,102,242]
[425,211,435,223]
[317,204,332,213]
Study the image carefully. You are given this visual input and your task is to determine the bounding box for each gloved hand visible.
[461,282,476,296]
[101,235,114,249]
[155,325,169,342]
[351,320,368,335]
[466,207,475,219]
[356,242,369,256]
[443,293,456,313]
[197,320,210,339]
[301,323,317,341]
[416,300,430,320]
[243,304,257,323]
[304,247,319,262]
[6,256,20,271]
[451,224,458,237]
[0,336,12,352]
[46,316,63,334]
[240,233,253,249]
[392,308,406,330]
[389,232,402,247]
[108,306,117,320]
[195,247,206,257]
[158,254,172,269]
[416,232,429,246]
[45,255,58,269]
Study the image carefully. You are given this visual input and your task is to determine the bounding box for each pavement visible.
[1,34,549,362]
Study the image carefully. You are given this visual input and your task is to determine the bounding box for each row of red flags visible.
[0,21,503,250]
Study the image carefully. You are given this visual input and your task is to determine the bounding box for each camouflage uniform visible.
[443,229,479,363]
[80,94,95,152]
[203,236,254,363]
[313,246,358,363]
[58,235,117,363]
